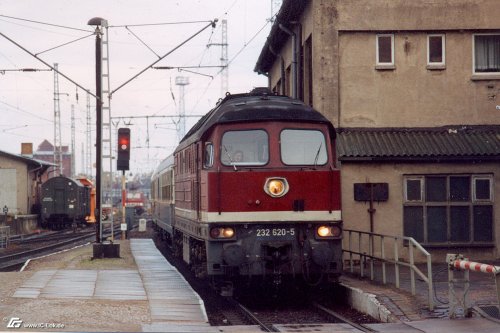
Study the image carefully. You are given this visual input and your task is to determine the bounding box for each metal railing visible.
[343,228,434,310]
[0,226,10,249]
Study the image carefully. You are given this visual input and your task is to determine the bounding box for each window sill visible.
[471,74,500,81]
[426,64,446,70]
[375,64,395,71]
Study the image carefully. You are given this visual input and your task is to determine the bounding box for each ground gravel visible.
[0,240,150,332]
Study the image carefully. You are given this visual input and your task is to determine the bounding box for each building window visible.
[376,34,394,67]
[474,34,500,74]
[427,34,445,67]
[403,174,494,245]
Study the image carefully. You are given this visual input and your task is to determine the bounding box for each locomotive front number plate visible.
[256,227,296,239]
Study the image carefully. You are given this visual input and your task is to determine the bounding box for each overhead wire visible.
[0,14,93,33]
[109,20,213,28]
[190,12,273,111]
[0,100,52,122]
[35,33,95,56]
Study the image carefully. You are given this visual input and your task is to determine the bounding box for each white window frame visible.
[376,34,395,67]
[427,34,446,67]
[472,33,500,76]
[404,177,424,202]
[472,175,494,202]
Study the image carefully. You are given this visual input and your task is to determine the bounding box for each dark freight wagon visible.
[41,176,95,229]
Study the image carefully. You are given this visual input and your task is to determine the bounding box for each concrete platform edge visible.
[340,281,398,323]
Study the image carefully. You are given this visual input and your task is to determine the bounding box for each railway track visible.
[311,302,376,332]
[0,224,127,271]
[152,229,380,332]
[217,297,376,332]
[0,230,95,270]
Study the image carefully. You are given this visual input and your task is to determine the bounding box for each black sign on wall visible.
[354,183,389,202]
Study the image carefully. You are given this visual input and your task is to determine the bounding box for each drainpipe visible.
[279,23,297,99]
[280,56,286,96]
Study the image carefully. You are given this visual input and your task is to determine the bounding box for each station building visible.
[255,0,500,261]
[0,146,53,233]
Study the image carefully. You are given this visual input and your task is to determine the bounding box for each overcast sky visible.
[0,0,277,175]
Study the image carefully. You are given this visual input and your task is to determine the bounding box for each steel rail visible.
[312,302,375,332]
[234,301,277,332]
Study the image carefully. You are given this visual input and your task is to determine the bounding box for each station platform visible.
[0,238,223,332]
[340,259,500,332]
[0,236,499,332]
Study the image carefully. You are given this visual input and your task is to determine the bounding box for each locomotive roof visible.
[175,89,335,152]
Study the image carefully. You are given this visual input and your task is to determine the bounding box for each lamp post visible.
[88,17,107,244]
[2,205,7,225]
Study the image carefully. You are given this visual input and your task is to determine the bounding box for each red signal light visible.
[119,136,129,150]
[117,128,130,171]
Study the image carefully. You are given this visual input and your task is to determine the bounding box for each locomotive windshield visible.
[221,130,269,166]
[280,129,328,165]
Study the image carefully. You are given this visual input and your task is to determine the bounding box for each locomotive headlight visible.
[222,227,234,238]
[317,226,332,237]
[264,177,289,197]
[317,225,342,238]
[210,227,235,239]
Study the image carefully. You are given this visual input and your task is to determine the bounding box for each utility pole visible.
[71,104,75,177]
[88,18,106,244]
[207,19,228,97]
[220,19,228,96]
[81,143,85,177]
[53,63,63,176]
[175,76,189,142]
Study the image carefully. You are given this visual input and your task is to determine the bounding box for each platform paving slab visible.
[130,238,211,331]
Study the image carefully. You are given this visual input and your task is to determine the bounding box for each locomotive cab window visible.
[280,129,327,165]
[221,130,268,166]
[204,143,214,168]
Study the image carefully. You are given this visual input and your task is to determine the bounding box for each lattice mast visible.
[71,104,75,177]
[175,76,189,142]
[99,22,115,241]
[220,19,228,96]
[53,63,63,176]
[86,90,92,178]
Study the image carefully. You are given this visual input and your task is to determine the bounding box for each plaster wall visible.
[0,156,29,215]
[338,31,499,127]
[341,162,500,261]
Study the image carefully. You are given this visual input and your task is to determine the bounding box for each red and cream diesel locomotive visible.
[151,88,342,290]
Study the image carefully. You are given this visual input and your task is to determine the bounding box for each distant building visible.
[33,139,73,180]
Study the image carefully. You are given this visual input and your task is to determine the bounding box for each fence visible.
[343,228,434,311]
[0,226,10,249]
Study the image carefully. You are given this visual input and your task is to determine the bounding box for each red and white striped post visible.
[447,254,500,319]
[451,258,500,274]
